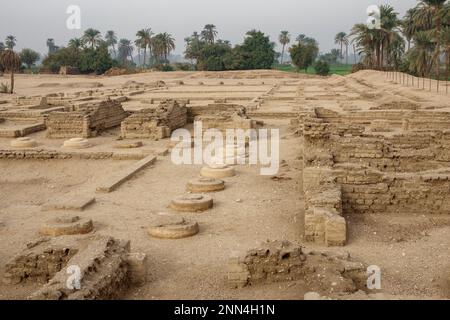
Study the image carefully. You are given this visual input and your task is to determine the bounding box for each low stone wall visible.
[227,240,366,293]
[121,100,187,140]
[3,235,145,300]
[301,106,450,246]
[187,103,246,122]
[4,242,79,284]
[28,236,131,300]
[0,123,46,138]
[47,99,128,138]
[0,149,148,160]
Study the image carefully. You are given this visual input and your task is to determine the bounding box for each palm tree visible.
[402,8,418,51]
[296,34,307,44]
[152,33,175,63]
[350,4,402,69]
[0,49,21,93]
[5,35,17,49]
[278,31,291,64]
[379,5,403,69]
[105,30,118,58]
[163,33,175,62]
[201,24,218,44]
[118,39,133,65]
[68,38,83,51]
[350,23,376,67]
[409,31,434,81]
[192,32,200,41]
[136,28,153,67]
[441,26,450,91]
[414,0,447,89]
[335,32,348,63]
[134,39,143,66]
[82,28,102,49]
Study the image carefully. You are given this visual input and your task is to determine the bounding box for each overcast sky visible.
[0,0,418,56]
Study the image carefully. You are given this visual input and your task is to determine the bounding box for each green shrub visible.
[314,60,330,76]
[175,63,193,71]
[153,64,175,72]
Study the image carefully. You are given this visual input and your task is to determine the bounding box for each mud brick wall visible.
[302,107,450,220]
[46,113,89,138]
[302,115,346,246]
[316,107,450,132]
[331,132,450,173]
[121,100,187,139]
[3,246,78,284]
[187,103,246,122]
[28,236,132,300]
[227,240,366,292]
[335,168,450,214]
[302,166,346,246]
[195,115,256,133]
[47,100,127,138]
[0,149,147,160]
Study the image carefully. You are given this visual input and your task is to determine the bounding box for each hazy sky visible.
[0,0,418,56]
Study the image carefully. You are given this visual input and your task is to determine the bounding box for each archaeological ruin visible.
[0,69,449,301]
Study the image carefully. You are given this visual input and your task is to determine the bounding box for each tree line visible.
[347,0,449,84]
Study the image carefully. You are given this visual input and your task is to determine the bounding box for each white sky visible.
[0,0,418,55]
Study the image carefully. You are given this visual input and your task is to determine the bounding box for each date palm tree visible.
[105,30,118,58]
[409,31,434,80]
[0,49,21,93]
[442,26,450,91]
[296,34,307,44]
[118,39,133,65]
[152,33,175,63]
[414,0,447,90]
[201,24,218,44]
[278,31,291,64]
[134,38,143,66]
[335,32,348,63]
[136,28,153,67]
[5,35,17,49]
[82,28,102,49]
[350,23,376,67]
[68,38,83,51]
[402,8,418,51]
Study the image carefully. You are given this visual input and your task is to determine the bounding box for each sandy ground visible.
[0,69,449,300]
